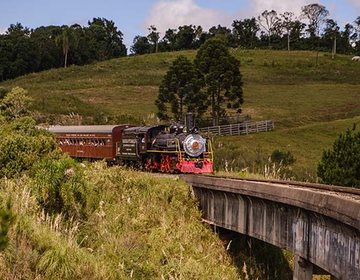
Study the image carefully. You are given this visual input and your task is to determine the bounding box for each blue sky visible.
[1,0,359,50]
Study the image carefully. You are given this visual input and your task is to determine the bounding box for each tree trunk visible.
[212,90,217,126]
[287,34,290,51]
[64,50,68,68]
[179,97,183,122]
[332,37,337,59]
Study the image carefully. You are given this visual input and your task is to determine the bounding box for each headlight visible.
[183,134,206,157]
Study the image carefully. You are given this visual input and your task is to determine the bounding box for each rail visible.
[199,120,274,136]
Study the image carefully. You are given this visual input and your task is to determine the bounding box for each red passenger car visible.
[48,125,132,162]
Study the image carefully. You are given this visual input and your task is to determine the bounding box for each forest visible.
[1,3,360,81]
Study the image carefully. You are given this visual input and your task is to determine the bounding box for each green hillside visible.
[2,49,360,179]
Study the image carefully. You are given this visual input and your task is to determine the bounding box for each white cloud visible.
[144,0,318,37]
[143,0,357,38]
[250,0,316,17]
[0,27,7,34]
[143,0,232,36]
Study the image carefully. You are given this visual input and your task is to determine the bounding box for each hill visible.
[1,49,360,179]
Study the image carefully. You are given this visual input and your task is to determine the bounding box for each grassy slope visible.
[1,49,360,177]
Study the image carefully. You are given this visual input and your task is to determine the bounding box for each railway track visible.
[207,174,360,194]
[181,173,360,201]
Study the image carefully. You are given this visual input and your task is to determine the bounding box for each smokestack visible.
[185,112,195,132]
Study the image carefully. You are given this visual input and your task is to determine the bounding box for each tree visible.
[338,23,355,54]
[194,38,243,126]
[323,19,340,59]
[232,18,259,48]
[354,16,360,53]
[0,23,37,80]
[131,36,151,55]
[155,55,206,121]
[317,125,360,188]
[301,3,329,37]
[161,28,178,51]
[147,25,160,53]
[31,26,63,70]
[0,87,33,119]
[176,25,200,50]
[86,18,127,61]
[208,25,232,45]
[301,3,329,65]
[278,12,296,51]
[55,26,76,68]
[288,20,306,50]
[257,10,279,47]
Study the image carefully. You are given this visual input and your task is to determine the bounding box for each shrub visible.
[0,200,15,252]
[29,156,88,219]
[0,117,60,178]
[317,125,360,187]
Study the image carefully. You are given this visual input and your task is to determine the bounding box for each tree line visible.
[1,4,360,81]
[0,18,127,81]
[133,3,360,57]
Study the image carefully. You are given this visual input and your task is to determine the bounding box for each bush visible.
[0,117,60,178]
[317,125,360,187]
[0,200,15,252]
[29,156,88,219]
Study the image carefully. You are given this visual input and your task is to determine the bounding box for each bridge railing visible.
[199,120,274,136]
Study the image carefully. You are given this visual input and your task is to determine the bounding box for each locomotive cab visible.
[118,125,168,159]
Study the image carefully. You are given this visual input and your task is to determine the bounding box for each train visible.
[47,113,213,174]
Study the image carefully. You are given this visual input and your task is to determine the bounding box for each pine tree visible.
[317,125,360,187]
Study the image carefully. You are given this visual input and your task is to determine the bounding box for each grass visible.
[0,164,243,279]
[1,48,360,177]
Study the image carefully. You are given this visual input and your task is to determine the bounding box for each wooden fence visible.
[199,120,274,136]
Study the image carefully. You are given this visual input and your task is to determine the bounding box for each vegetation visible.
[0,162,249,279]
[0,91,253,279]
[156,38,244,125]
[194,38,243,126]
[317,125,360,187]
[2,47,360,178]
[155,55,205,121]
[0,18,126,81]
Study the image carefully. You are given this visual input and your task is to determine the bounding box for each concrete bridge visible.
[181,174,360,280]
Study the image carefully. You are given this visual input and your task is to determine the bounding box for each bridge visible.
[181,174,360,280]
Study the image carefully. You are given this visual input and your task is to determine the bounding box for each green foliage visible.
[194,38,244,125]
[0,86,33,119]
[317,125,360,187]
[0,165,240,279]
[214,139,296,179]
[30,156,87,218]
[271,149,296,166]
[0,117,59,178]
[55,26,77,68]
[156,55,206,121]
[222,230,293,280]
[0,199,15,252]
[0,19,127,81]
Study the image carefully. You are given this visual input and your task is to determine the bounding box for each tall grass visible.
[0,162,248,279]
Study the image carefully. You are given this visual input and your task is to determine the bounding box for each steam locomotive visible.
[47,113,213,174]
